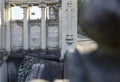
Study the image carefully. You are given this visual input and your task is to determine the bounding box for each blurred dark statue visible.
[66,0,120,82]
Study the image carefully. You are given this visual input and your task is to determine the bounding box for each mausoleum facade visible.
[0,0,77,82]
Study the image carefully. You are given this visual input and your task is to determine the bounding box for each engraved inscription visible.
[30,25,40,49]
[12,25,23,49]
[47,26,59,49]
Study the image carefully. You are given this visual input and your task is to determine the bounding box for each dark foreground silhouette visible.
[66,0,120,82]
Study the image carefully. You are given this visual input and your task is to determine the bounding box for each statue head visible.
[81,0,120,52]
[49,7,56,19]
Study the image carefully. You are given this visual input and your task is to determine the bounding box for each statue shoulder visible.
[65,49,98,82]
[64,49,88,82]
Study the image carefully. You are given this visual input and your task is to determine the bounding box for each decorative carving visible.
[64,0,75,46]
[47,26,59,49]
[49,6,56,19]
[30,25,41,49]
[12,24,23,49]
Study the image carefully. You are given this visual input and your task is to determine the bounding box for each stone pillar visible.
[5,4,11,52]
[21,4,29,50]
[61,0,78,60]
[59,7,62,49]
[39,3,47,50]
[0,0,2,49]
[46,6,49,19]
[0,1,7,82]
[1,0,5,50]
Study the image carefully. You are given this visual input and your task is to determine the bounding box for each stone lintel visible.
[21,3,29,8]
[38,2,47,8]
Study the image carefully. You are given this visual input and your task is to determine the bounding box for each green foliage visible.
[17,56,43,82]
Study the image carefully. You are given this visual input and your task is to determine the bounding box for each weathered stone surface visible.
[47,25,59,49]
[49,6,57,20]
[30,25,41,50]
[11,22,23,50]
[61,0,77,60]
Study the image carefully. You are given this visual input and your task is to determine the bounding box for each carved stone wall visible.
[11,21,23,50]
[47,26,59,49]
[29,22,41,50]
[61,0,77,59]
[47,21,59,50]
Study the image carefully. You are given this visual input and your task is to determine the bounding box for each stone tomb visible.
[0,0,78,82]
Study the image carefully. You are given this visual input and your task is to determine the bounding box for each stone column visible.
[39,3,47,50]
[1,0,5,50]
[59,7,62,49]
[21,4,29,50]
[0,0,2,49]
[0,2,7,82]
[61,0,78,60]
[5,4,11,52]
